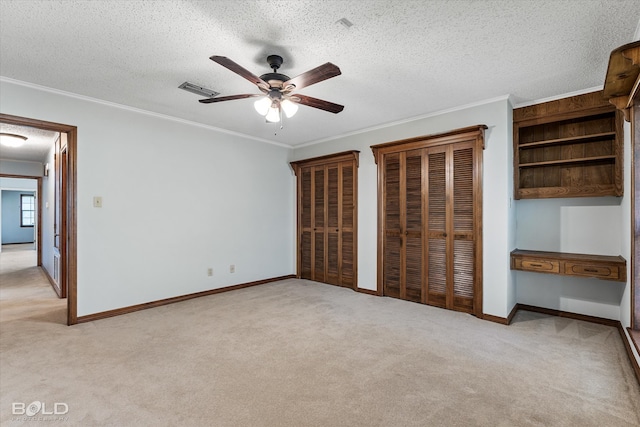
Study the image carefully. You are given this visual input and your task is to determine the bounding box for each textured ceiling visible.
[0,1,639,148]
[0,124,57,163]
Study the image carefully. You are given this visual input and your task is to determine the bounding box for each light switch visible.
[93,196,102,208]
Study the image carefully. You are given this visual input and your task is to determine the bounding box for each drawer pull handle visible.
[529,263,543,267]
[583,268,598,273]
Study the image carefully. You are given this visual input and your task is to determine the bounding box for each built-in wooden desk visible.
[510,249,627,282]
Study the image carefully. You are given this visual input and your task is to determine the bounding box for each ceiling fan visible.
[199,55,344,123]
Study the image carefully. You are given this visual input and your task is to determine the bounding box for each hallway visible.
[0,244,65,323]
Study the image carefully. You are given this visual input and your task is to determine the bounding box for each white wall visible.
[41,144,56,279]
[292,97,515,318]
[0,79,295,317]
[0,174,39,252]
[0,159,42,176]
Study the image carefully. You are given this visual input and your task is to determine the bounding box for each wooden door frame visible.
[0,174,42,266]
[0,113,77,325]
[633,101,639,331]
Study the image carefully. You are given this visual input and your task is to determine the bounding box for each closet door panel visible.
[452,144,475,312]
[301,231,312,280]
[404,150,423,303]
[314,231,325,282]
[326,165,340,285]
[426,147,448,306]
[453,239,474,312]
[300,168,313,280]
[341,164,355,287]
[384,235,402,298]
[383,153,402,296]
[342,165,354,229]
[301,168,312,229]
[341,231,354,287]
[313,167,326,282]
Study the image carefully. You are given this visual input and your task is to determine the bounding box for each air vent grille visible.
[179,82,220,98]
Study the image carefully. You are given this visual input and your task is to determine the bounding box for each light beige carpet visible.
[1,247,639,426]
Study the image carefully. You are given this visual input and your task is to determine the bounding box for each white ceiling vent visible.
[179,82,219,98]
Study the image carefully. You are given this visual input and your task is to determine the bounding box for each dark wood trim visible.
[290,150,360,172]
[482,314,509,325]
[483,304,518,325]
[41,265,62,298]
[516,304,620,327]
[633,102,640,330]
[629,328,640,356]
[370,125,488,161]
[0,174,42,267]
[623,328,640,384]
[76,275,296,324]
[0,113,78,325]
[355,287,378,296]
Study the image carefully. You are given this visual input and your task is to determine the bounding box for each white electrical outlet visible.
[207,268,213,277]
[230,264,235,273]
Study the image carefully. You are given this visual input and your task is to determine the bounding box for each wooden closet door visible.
[451,142,476,313]
[383,153,402,298]
[382,150,423,301]
[326,164,340,285]
[300,167,313,280]
[404,150,424,303]
[313,167,326,283]
[425,146,448,309]
[372,126,484,316]
[341,163,356,288]
[292,151,359,289]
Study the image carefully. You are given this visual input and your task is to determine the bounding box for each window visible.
[20,194,35,227]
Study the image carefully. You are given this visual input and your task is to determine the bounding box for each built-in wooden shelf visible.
[510,249,627,282]
[518,132,617,149]
[518,155,616,169]
[513,91,623,199]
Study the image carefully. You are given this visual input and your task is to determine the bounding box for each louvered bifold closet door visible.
[452,142,476,313]
[300,168,313,279]
[326,164,340,285]
[426,146,448,309]
[313,167,326,283]
[383,153,402,298]
[292,151,359,289]
[404,150,424,303]
[341,163,355,288]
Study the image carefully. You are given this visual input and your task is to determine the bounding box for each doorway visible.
[0,176,41,266]
[0,114,77,325]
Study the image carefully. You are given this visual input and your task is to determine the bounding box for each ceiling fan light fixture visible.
[281,99,299,118]
[254,96,272,115]
[265,104,281,123]
[0,133,28,148]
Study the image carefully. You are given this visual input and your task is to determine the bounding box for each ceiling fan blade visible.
[284,63,341,90]
[210,56,269,88]
[294,94,344,114]
[199,94,261,104]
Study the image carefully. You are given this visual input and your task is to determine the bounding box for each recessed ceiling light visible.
[0,133,28,148]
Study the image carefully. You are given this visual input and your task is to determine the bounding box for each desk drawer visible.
[514,258,560,274]
[565,262,620,280]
